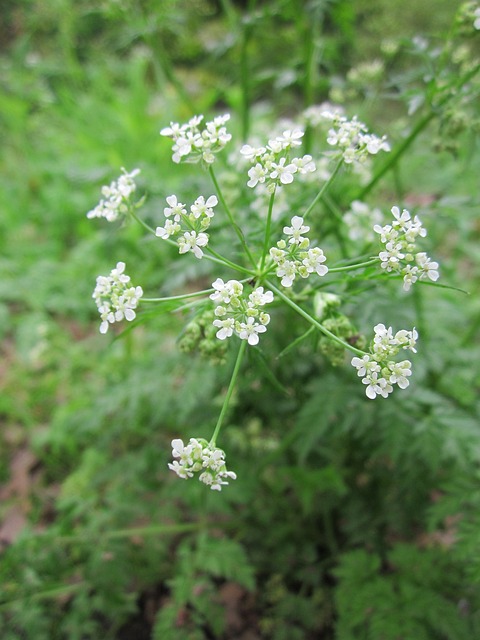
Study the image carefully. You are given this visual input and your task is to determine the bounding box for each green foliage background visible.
[1,0,479,638]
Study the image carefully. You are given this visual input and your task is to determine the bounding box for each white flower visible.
[394,328,418,353]
[247,163,268,188]
[240,144,266,162]
[213,318,235,340]
[168,437,236,491]
[276,129,304,148]
[376,206,438,291]
[190,195,218,219]
[363,134,390,155]
[168,460,193,479]
[292,155,316,174]
[402,264,419,291]
[238,317,267,345]
[387,360,412,389]
[269,157,297,185]
[178,231,209,259]
[325,115,389,164]
[87,168,140,222]
[351,355,381,377]
[283,216,310,245]
[301,248,328,276]
[210,278,242,304]
[164,195,186,221]
[93,262,143,334]
[210,280,273,345]
[391,206,412,231]
[276,260,298,287]
[161,114,231,164]
[379,241,405,271]
[363,374,393,399]
[155,219,181,239]
[270,219,328,287]
[416,252,439,283]
[160,122,187,137]
[351,324,418,399]
[248,287,274,307]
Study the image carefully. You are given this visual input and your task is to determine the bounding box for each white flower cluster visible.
[160,114,232,164]
[269,216,328,287]
[321,111,390,163]
[168,438,236,491]
[155,194,218,259]
[374,206,439,291]
[240,129,316,191]
[344,200,383,243]
[210,279,274,346]
[351,324,418,399]
[87,168,140,222]
[93,262,143,334]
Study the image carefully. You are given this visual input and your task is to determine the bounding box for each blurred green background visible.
[1,1,480,638]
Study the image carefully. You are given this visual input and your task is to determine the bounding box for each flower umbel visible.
[168,437,236,491]
[156,194,218,259]
[241,129,316,192]
[87,168,140,222]
[211,279,274,345]
[320,111,390,164]
[269,216,328,287]
[160,114,232,164]
[93,262,143,334]
[374,206,439,291]
[351,323,418,399]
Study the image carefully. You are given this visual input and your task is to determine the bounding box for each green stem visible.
[129,208,157,235]
[208,165,256,267]
[260,189,276,271]
[267,280,367,357]
[210,339,248,447]
[142,288,215,303]
[329,258,380,273]
[206,246,255,275]
[357,63,480,200]
[303,160,343,220]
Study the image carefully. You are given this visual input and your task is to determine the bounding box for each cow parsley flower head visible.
[87,168,140,222]
[375,206,439,291]
[160,114,232,164]
[210,279,274,345]
[351,324,418,399]
[156,194,218,259]
[241,129,316,191]
[270,216,328,287]
[93,262,143,334]
[168,437,236,490]
[324,114,390,164]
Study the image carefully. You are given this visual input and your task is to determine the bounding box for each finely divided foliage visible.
[86,111,440,488]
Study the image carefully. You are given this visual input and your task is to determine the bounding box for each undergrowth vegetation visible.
[1,1,480,638]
